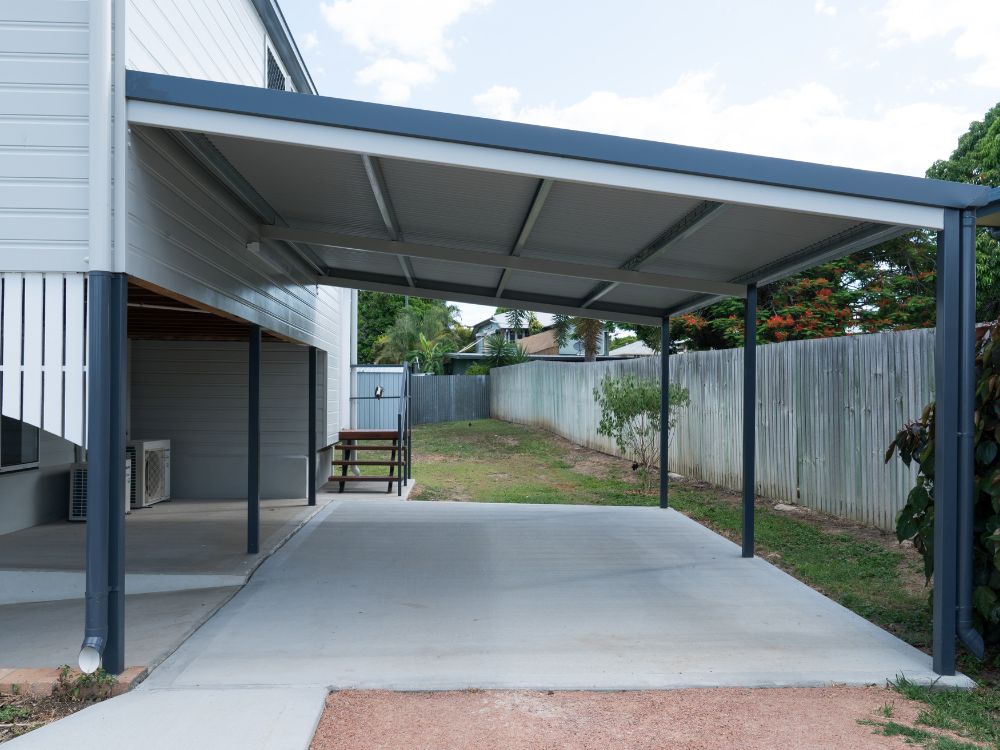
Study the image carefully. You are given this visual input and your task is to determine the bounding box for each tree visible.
[466,332,529,374]
[593,374,690,492]
[885,320,1000,653]
[358,292,442,363]
[372,303,469,367]
[926,102,1000,321]
[552,315,611,361]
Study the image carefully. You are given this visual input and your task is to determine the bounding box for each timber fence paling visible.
[411,375,490,424]
[490,328,935,531]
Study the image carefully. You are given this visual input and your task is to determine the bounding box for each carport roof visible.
[125,71,996,326]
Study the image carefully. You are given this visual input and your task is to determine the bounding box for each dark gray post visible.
[248,324,261,554]
[307,346,317,507]
[81,272,111,672]
[659,318,670,509]
[104,273,127,675]
[956,209,984,659]
[933,210,960,675]
[742,283,757,559]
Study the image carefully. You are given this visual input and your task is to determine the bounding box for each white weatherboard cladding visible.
[130,340,319,499]
[126,126,350,442]
[128,0,263,88]
[0,0,89,271]
[0,273,88,446]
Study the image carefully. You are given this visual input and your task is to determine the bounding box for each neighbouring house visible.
[449,318,612,373]
[608,340,656,357]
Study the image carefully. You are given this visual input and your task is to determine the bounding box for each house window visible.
[0,416,39,473]
[266,49,286,91]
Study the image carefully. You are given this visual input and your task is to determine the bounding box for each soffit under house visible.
[125,71,996,328]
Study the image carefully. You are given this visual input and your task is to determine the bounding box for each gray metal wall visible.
[130,340,323,499]
[412,375,490,425]
[491,328,935,531]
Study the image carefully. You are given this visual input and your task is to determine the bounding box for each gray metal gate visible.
[351,365,406,429]
[411,375,490,424]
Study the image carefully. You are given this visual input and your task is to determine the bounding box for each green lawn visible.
[410,419,1000,750]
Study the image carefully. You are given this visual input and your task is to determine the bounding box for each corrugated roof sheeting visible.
[317,245,402,276]
[379,159,538,253]
[643,204,862,278]
[598,283,694,312]
[522,182,703,267]
[502,270,598,301]
[210,135,388,237]
[408,257,503,289]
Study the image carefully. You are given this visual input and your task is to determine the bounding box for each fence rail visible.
[412,375,490,424]
[491,328,935,531]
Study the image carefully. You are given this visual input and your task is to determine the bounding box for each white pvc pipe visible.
[88,0,114,271]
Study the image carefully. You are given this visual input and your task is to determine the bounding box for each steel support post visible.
[80,271,127,675]
[307,346,317,507]
[659,319,670,509]
[933,210,960,675]
[742,283,757,559]
[104,273,127,674]
[956,209,985,659]
[248,324,261,554]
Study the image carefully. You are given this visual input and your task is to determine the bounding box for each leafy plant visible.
[885,320,1000,652]
[553,315,612,361]
[53,665,116,702]
[593,374,690,491]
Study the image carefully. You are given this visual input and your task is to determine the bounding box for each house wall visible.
[127,0,295,91]
[0,0,90,273]
[130,339,325,499]
[0,431,76,535]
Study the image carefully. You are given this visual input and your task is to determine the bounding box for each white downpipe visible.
[88,0,114,271]
[113,0,128,272]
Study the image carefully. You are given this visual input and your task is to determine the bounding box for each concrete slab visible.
[0,496,328,575]
[7,498,972,750]
[142,500,968,693]
[0,587,238,668]
[0,571,245,605]
[4,687,328,750]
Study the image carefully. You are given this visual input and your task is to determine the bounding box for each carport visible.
[89,69,998,679]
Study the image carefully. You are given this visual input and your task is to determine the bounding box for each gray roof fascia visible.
[125,71,991,210]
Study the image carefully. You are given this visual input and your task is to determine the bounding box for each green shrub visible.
[886,320,1000,653]
[593,374,690,491]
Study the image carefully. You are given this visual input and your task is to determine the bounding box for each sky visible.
[279,0,1000,325]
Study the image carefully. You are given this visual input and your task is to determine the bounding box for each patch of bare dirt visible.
[0,694,91,744]
[310,687,964,750]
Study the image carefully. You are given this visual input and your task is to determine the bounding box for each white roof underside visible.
[128,98,949,327]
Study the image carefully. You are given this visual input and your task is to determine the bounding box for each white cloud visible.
[321,0,492,102]
[881,0,1000,88]
[472,72,976,176]
[301,31,319,51]
[814,0,837,16]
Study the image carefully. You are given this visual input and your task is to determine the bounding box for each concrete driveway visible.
[10,499,966,749]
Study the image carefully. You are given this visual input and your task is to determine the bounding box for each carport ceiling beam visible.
[260,225,747,298]
[580,200,726,309]
[361,154,416,287]
[318,267,666,326]
[496,178,554,297]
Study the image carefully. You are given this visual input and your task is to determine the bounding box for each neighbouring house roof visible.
[609,340,656,356]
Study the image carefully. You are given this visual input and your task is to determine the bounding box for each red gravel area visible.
[310,688,942,750]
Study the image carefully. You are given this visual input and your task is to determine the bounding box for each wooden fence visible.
[412,375,490,424]
[491,328,935,530]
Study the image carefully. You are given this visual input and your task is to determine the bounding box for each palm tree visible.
[496,307,539,340]
[552,315,610,362]
[373,303,466,364]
